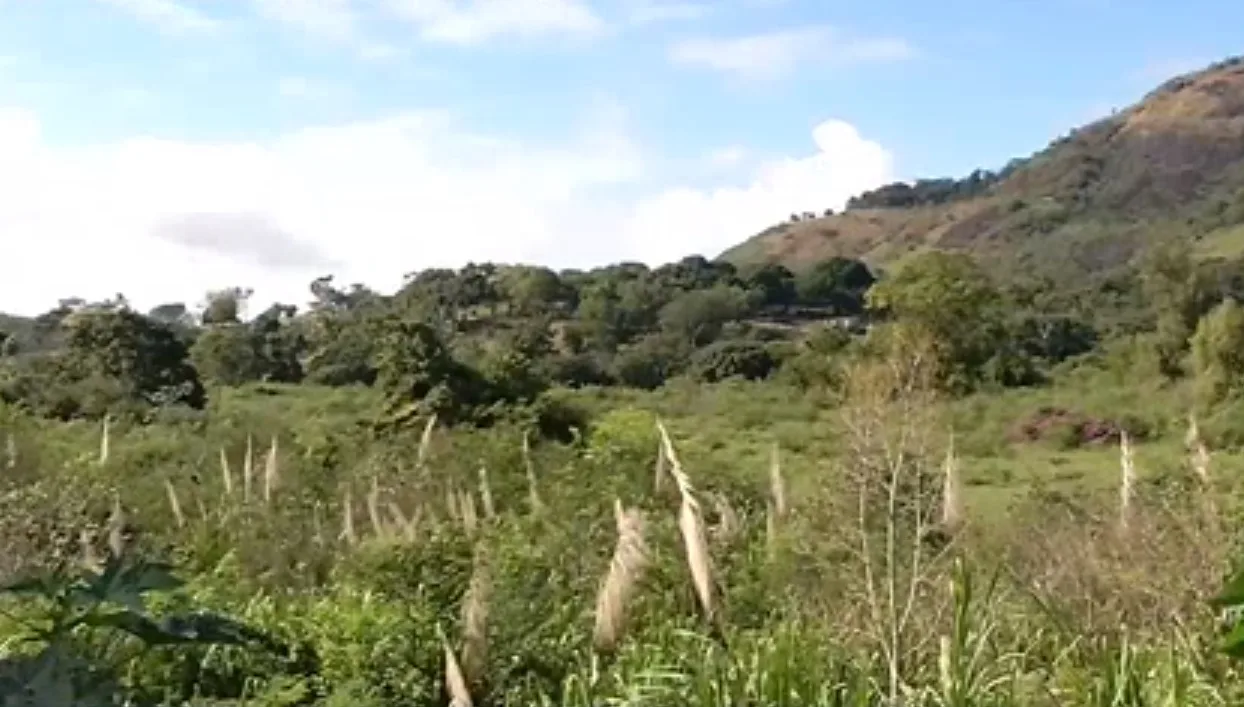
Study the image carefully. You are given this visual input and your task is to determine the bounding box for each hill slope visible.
[721,57,1244,281]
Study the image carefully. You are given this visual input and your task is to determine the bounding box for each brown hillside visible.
[721,57,1244,280]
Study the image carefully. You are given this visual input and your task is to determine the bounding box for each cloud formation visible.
[0,105,892,316]
[669,26,915,80]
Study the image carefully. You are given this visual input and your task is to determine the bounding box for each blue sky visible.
[0,0,1240,315]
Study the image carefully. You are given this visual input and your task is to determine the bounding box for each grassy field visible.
[2,358,1244,705]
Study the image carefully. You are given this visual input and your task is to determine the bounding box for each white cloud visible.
[95,0,222,34]
[384,0,604,44]
[0,106,891,316]
[704,145,748,169]
[624,0,710,25]
[277,77,344,100]
[251,0,359,42]
[670,26,915,80]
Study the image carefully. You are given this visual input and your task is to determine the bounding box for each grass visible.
[2,359,1244,704]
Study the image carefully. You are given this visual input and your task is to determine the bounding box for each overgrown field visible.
[3,352,1244,706]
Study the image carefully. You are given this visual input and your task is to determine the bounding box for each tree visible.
[201,288,253,325]
[742,263,797,310]
[374,317,487,426]
[498,266,568,316]
[56,308,205,414]
[795,257,876,313]
[190,325,268,386]
[658,285,751,347]
[1140,241,1216,378]
[866,251,1002,387]
[1191,298,1244,407]
[688,340,778,382]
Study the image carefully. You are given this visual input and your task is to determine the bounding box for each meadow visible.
[3,340,1244,707]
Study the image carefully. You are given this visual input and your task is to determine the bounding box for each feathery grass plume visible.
[366,475,385,538]
[107,494,127,558]
[522,430,543,512]
[654,438,667,494]
[710,492,740,544]
[312,502,325,546]
[219,447,234,497]
[340,489,357,546]
[655,419,716,622]
[460,554,491,688]
[98,414,111,466]
[446,484,461,524]
[1119,430,1136,531]
[439,623,474,707]
[764,503,778,559]
[769,442,787,520]
[388,501,415,539]
[478,465,496,519]
[941,433,965,532]
[594,499,650,654]
[79,528,101,572]
[459,489,479,534]
[243,434,254,502]
[5,433,16,469]
[262,435,280,504]
[416,413,437,471]
[164,478,186,529]
[1186,413,1211,484]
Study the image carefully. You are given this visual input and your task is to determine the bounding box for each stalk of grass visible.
[243,434,254,503]
[461,553,491,689]
[219,447,234,497]
[98,414,110,466]
[654,439,667,494]
[941,433,965,533]
[656,419,716,623]
[417,413,437,472]
[164,478,185,529]
[711,493,739,545]
[459,489,479,534]
[1119,430,1135,532]
[439,623,474,707]
[366,475,385,538]
[769,442,786,520]
[522,430,543,512]
[478,465,496,519]
[340,489,357,546]
[1186,413,1211,484]
[594,499,650,654]
[107,494,127,557]
[262,435,279,504]
[4,433,15,469]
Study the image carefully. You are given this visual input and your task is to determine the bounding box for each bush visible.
[688,340,778,383]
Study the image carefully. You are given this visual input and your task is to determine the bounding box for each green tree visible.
[1140,241,1216,377]
[658,285,750,347]
[498,266,569,316]
[866,251,1002,387]
[374,317,487,426]
[795,257,876,313]
[201,287,252,325]
[1191,298,1244,407]
[58,308,205,414]
[742,263,797,309]
[189,324,267,386]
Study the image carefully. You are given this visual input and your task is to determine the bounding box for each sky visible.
[0,0,1241,317]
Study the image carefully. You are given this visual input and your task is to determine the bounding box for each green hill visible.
[721,57,1244,284]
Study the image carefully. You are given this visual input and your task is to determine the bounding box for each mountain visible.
[721,57,1244,284]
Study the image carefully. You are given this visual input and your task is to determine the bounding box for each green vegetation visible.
[7,56,1244,705]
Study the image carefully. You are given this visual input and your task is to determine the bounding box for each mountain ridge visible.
[719,56,1244,282]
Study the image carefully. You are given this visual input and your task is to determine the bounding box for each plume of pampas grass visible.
[164,478,185,529]
[654,439,667,493]
[107,494,127,558]
[312,502,325,546]
[941,434,964,532]
[656,420,716,622]
[478,465,496,519]
[99,415,111,466]
[522,431,543,512]
[262,435,280,504]
[460,557,491,688]
[439,624,474,707]
[710,493,740,544]
[1186,413,1211,484]
[769,442,786,520]
[1119,430,1136,531]
[6,433,16,469]
[366,475,385,538]
[340,489,357,546]
[219,448,234,497]
[417,413,437,471]
[459,490,479,534]
[243,435,254,502]
[80,528,101,572]
[594,499,650,654]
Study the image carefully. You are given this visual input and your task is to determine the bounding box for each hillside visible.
[721,57,1244,281]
